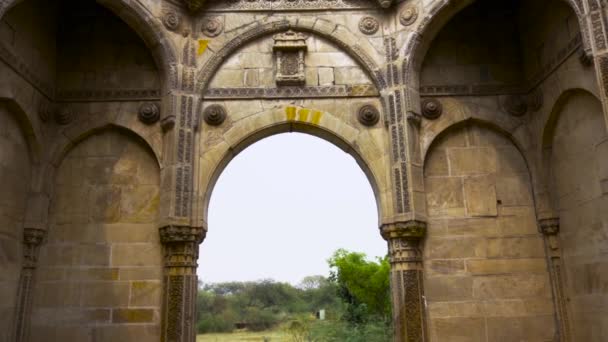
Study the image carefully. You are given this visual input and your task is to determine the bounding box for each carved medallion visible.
[421,98,442,120]
[399,6,418,26]
[38,102,54,123]
[502,94,528,117]
[203,104,227,126]
[55,106,73,125]
[357,104,380,126]
[138,103,160,124]
[163,10,181,31]
[359,16,379,35]
[202,17,223,37]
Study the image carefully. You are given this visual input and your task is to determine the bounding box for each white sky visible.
[198,132,387,285]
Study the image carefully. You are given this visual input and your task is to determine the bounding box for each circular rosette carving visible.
[359,16,379,35]
[138,103,160,125]
[527,88,543,112]
[399,6,418,26]
[357,104,380,127]
[501,94,528,117]
[163,10,180,31]
[55,106,73,125]
[203,104,227,126]
[421,98,443,120]
[38,102,54,123]
[202,17,223,37]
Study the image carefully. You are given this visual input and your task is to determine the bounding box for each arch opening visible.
[201,132,384,284]
[200,122,385,227]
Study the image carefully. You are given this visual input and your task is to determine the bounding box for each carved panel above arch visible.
[169,0,395,12]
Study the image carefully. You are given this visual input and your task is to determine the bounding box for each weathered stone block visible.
[111,244,161,267]
[448,147,497,176]
[81,282,130,306]
[130,281,162,306]
[472,274,551,299]
[463,175,497,216]
[486,237,545,258]
[425,177,464,216]
[425,276,473,301]
[431,317,486,342]
[466,259,547,275]
[112,308,155,323]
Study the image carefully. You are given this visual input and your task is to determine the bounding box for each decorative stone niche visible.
[272,30,308,86]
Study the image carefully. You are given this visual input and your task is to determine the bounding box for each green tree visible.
[328,249,391,322]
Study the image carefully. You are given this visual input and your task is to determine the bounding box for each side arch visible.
[0,0,178,90]
[420,98,528,163]
[196,17,385,93]
[403,0,592,88]
[542,88,602,149]
[39,121,161,199]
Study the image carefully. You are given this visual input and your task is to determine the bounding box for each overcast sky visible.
[198,132,387,286]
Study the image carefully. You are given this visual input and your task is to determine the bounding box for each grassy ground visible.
[197,329,290,342]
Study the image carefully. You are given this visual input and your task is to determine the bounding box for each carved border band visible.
[204,84,378,99]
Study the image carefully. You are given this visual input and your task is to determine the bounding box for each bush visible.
[309,320,391,342]
[196,314,235,334]
[243,307,280,331]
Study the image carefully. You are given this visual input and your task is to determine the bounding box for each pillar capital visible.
[159,225,206,244]
[380,220,426,241]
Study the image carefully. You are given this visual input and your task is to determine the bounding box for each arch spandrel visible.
[196,17,385,93]
[195,104,393,228]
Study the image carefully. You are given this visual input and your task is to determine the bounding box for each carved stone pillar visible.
[539,218,571,342]
[160,225,206,342]
[381,221,427,342]
[13,228,46,342]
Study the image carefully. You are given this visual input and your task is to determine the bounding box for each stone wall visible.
[0,104,31,342]
[548,91,608,341]
[30,130,162,342]
[423,123,555,341]
[209,35,372,89]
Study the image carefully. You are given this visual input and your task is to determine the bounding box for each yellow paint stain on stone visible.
[311,111,323,125]
[286,106,297,121]
[298,108,310,122]
[198,40,210,55]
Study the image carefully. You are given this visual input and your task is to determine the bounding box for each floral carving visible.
[138,102,160,124]
[163,10,180,31]
[203,104,227,126]
[421,98,442,120]
[359,16,379,35]
[55,106,73,125]
[399,6,418,26]
[502,94,528,117]
[202,17,223,37]
[357,104,380,126]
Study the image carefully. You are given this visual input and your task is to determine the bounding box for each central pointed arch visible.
[195,105,392,228]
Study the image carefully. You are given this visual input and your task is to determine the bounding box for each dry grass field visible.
[197,329,290,342]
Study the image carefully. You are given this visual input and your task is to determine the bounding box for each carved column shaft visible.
[381,221,427,342]
[539,218,570,342]
[13,228,46,342]
[160,225,205,342]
